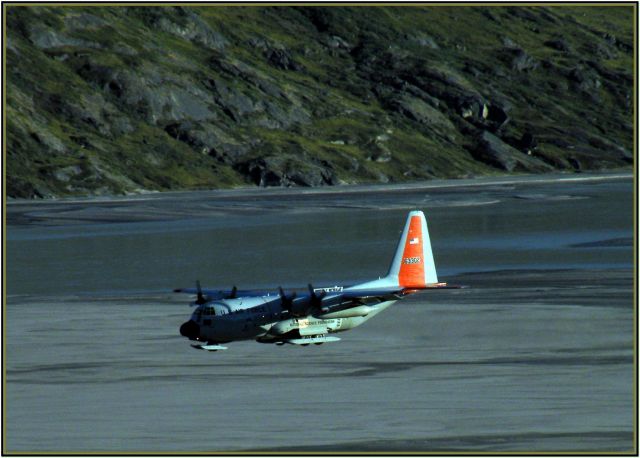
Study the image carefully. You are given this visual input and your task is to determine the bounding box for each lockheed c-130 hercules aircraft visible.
[176,210,462,351]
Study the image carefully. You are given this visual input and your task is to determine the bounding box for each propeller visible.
[308,283,327,309]
[226,285,238,299]
[278,286,297,313]
[195,280,207,305]
[289,284,328,316]
[277,285,326,317]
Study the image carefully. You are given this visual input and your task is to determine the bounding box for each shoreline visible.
[6,170,634,207]
[6,170,634,229]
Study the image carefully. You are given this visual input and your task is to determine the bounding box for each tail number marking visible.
[403,256,421,265]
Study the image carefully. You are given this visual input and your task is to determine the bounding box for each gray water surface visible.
[4,172,635,452]
[7,173,633,296]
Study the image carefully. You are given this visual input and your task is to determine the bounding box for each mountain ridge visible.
[5,5,635,198]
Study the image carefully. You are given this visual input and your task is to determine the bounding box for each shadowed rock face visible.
[5,5,634,198]
[473,131,553,172]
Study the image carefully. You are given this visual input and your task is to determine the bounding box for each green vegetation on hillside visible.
[5,5,635,198]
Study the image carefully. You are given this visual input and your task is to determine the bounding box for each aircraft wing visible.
[174,282,466,307]
[173,287,273,298]
[284,282,460,304]
[341,283,466,299]
[319,283,467,310]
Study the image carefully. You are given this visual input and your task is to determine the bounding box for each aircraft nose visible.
[180,320,200,340]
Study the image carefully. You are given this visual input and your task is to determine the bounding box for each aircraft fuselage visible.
[180,292,396,344]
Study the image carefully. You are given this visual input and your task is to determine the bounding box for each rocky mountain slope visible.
[6,5,635,198]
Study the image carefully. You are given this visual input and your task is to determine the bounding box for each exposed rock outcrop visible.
[5,5,634,198]
[236,156,337,187]
[472,131,553,172]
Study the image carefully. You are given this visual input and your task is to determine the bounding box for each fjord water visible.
[5,173,634,452]
[6,174,633,296]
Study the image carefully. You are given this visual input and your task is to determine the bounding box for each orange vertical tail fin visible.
[387,210,438,288]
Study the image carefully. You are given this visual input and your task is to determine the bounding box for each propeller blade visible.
[293,283,328,316]
[227,285,238,299]
[279,287,296,313]
[308,284,326,309]
[195,280,207,305]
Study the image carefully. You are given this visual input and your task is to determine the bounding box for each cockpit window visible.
[203,306,216,316]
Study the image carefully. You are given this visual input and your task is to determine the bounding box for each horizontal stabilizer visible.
[421,283,468,289]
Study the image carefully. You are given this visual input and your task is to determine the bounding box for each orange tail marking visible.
[398,215,425,288]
